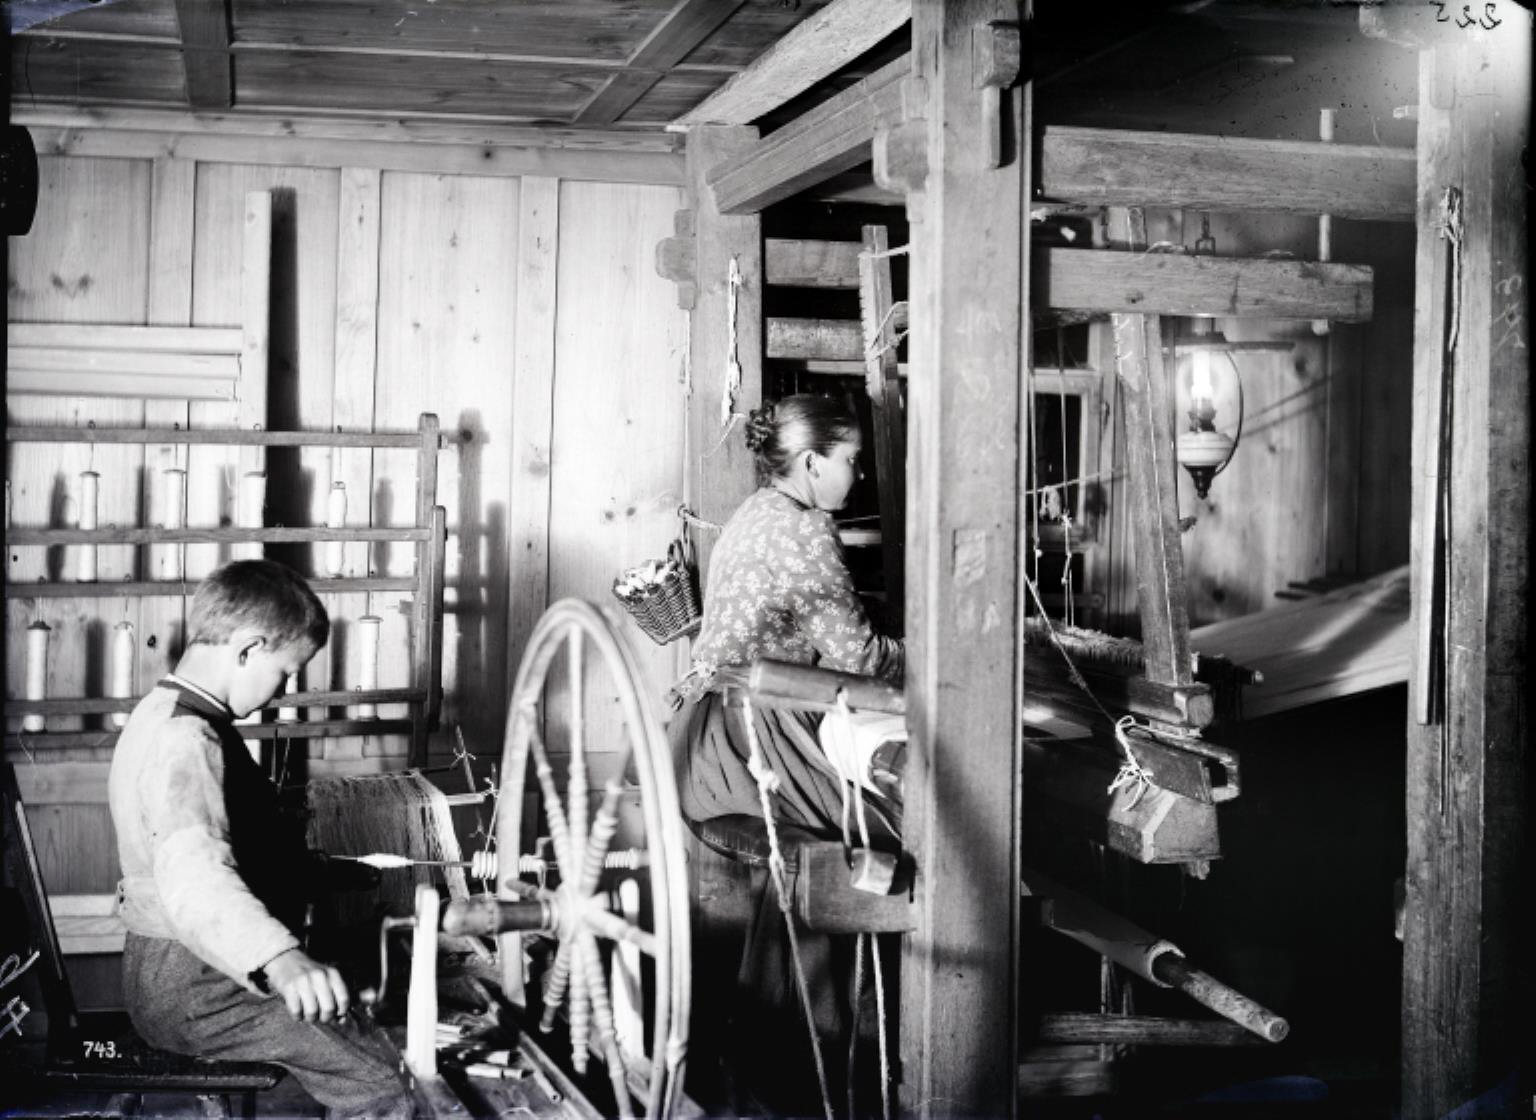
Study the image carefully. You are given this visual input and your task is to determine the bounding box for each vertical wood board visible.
[546,180,687,761]
[375,171,519,760]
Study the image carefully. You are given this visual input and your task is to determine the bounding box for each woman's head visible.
[746,394,864,511]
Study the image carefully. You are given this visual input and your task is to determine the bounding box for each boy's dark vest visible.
[164,680,312,937]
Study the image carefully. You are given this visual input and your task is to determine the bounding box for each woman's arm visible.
[785,511,904,683]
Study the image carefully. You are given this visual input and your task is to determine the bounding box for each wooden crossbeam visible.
[708,54,907,215]
[765,238,865,288]
[674,0,911,127]
[763,239,1374,320]
[1040,125,1415,221]
[173,0,232,109]
[576,0,747,125]
[1040,249,1373,321]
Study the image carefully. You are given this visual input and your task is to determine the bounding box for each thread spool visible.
[237,471,266,559]
[161,468,186,580]
[24,621,50,733]
[77,471,99,583]
[323,481,347,577]
[110,621,135,729]
[1313,108,1335,337]
[356,614,381,719]
[278,673,300,723]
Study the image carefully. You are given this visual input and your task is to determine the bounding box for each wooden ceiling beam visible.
[673,0,910,127]
[172,0,232,109]
[578,0,747,125]
[707,53,906,215]
[1040,125,1415,221]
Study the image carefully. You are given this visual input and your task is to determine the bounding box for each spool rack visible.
[4,413,448,767]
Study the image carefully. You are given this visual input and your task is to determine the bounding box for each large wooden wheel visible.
[494,599,691,1120]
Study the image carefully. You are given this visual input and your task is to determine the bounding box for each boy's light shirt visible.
[109,684,299,990]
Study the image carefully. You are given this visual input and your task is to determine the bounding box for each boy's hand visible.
[262,948,351,1023]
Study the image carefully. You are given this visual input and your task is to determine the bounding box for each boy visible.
[109,559,412,1119]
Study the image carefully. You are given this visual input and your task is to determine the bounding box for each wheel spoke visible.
[577,779,625,896]
[567,630,589,888]
[525,710,577,876]
[538,935,577,1033]
[582,905,659,958]
[568,934,593,1076]
[578,929,634,1120]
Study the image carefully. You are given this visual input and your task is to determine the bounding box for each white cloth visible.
[818,707,907,795]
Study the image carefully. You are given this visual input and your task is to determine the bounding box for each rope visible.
[864,299,910,362]
[676,505,723,533]
[1107,716,1155,808]
[826,694,895,1118]
[722,256,744,429]
[1023,572,1161,802]
[738,696,835,1120]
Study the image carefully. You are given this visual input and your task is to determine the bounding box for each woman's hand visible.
[262,947,351,1023]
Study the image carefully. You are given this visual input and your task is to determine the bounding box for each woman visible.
[671,392,904,839]
[671,394,904,1114]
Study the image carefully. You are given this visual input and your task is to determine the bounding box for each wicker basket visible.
[612,538,702,645]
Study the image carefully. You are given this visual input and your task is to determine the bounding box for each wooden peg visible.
[973,21,1022,170]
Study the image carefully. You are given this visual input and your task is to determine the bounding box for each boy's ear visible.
[233,632,267,666]
[805,451,819,478]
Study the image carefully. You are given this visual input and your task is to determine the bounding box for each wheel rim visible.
[496,599,691,1120]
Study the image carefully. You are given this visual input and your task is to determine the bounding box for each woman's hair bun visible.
[744,402,777,454]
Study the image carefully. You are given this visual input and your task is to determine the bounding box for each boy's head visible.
[187,560,329,717]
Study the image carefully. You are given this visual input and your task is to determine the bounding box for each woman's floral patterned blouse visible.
[681,487,903,697]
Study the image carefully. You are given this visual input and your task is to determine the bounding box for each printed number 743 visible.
[83,1040,119,1059]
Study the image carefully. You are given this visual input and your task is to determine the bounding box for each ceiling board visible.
[234,51,615,120]
[231,0,681,63]
[10,38,186,104]
[21,0,179,37]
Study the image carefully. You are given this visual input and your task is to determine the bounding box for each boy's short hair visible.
[188,560,330,652]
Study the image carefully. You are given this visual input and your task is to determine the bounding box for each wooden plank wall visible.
[1100,207,1415,632]
[6,132,686,1007]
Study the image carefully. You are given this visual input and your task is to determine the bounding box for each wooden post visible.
[1105,207,1195,688]
[1402,27,1530,1119]
[683,126,763,580]
[898,2,1025,1115]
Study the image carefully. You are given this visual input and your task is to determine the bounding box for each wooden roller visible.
[742,658,906,715]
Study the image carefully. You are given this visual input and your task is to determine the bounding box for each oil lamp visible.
[1172,320,1242,500]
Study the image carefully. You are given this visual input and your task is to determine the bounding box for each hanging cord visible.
[1056,329,1076,628]
[1027,363,1043,594]
[738,696,835,1120]
[722,256,744,429]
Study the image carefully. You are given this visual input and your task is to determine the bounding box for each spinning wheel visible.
[437,600,691,1119]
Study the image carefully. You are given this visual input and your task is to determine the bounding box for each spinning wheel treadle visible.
[454,599,691,1120]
